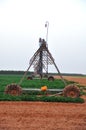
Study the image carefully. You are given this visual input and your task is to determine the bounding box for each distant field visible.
[54,76,86,86]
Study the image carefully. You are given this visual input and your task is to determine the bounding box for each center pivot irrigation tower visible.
[5,22,80,98]
[19,22,66,85]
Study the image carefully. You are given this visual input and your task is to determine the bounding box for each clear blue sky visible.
[0,0,86,74]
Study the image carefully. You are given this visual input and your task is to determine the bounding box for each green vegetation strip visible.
[0,74,75,92]
[0,74,85,103]
[0,94,84,103]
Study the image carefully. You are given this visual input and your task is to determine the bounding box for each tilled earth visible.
[54,76,86,86]
[0,101,86,130]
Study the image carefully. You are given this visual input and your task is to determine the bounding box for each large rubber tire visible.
[63,84,80,98]
[5,83,22,96]
[48,76,54,81]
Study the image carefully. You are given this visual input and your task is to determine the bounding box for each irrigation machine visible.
[5,22,80,98]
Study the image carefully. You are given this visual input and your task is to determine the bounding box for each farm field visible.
[0,75,86,130]
[0,74,65,91]
[54,75,86,86]
[0,101,86,130]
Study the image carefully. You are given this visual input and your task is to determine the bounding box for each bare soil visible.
[54,76,86,86]
[0,101,86,130]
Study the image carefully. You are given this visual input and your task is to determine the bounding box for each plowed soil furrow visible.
[0,102,86,130]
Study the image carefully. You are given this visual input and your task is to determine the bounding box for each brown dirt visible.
[0,101,86,130]
[54,76,86,86]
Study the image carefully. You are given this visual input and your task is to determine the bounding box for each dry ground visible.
[54,76,86,86]
[0,101,86,130]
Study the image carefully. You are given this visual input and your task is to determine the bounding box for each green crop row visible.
[0,74,76,91]
[0,94,84,103]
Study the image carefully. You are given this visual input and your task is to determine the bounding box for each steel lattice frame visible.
[19,38,66,85]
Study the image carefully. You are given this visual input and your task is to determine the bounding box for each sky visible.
[0,0,86,74]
